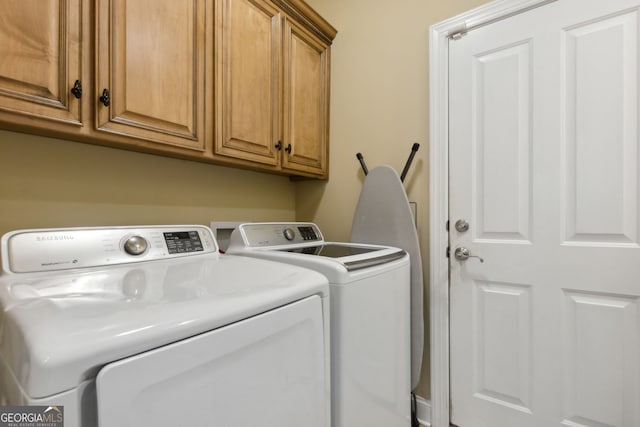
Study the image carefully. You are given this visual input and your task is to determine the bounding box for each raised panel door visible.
[215,0,281,166]
[0,0,82,125]
[449,1,640,426]
[96,0,207,151]
[282,18,329,177]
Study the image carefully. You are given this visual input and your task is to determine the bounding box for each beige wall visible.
[0,129,296,237]
[298,0,491,398]
[0,0,491,404]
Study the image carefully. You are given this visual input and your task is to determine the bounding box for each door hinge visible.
[446,246,450,258]
[449,24,468,40]
[446,220,450,231]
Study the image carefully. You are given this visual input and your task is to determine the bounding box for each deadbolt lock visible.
[455,219,469,232]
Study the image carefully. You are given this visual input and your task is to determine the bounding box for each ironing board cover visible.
[350,165,424,389]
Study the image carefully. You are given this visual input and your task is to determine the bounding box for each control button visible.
[283,228,296,241]
[298,226,317,241]
[124,236,148,256]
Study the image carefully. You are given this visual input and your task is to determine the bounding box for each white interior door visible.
[449,1,640,426]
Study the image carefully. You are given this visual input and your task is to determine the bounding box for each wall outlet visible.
[409,202,417,227]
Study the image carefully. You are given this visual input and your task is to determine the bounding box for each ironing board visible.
[350,165,424,389]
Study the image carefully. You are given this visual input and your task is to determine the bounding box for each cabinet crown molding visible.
[273,0,337,42]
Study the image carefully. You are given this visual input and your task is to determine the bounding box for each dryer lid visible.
[0,254,328,399]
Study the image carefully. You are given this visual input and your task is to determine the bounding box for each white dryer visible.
[0,225,330,427]
[227,222,411,427]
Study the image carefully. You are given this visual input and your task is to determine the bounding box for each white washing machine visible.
[0,225,330,427]
[226,222,411,427]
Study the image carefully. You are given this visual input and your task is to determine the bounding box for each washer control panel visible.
[233,222,323,247]
[1,225,217,274]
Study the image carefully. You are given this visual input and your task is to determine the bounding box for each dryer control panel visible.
[1,225,218,274]
[231,223,324,248]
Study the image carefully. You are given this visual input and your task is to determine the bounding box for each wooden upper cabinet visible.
[215,0,336,177]
[282,17,329,177]
[215,0,281,166]
[0,0,335,178]
[0,0,83,125]
[95,0,207,151]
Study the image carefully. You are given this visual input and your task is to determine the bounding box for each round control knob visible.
[124,235,148,256]
[283,228,295,241]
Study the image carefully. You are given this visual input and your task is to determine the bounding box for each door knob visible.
[454,247,484,263]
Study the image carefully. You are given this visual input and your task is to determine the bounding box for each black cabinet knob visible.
[99,89,110,107]
[71,80,82,99]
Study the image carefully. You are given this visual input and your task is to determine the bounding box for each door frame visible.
[428,1,556,426]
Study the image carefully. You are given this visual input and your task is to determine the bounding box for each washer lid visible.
[0,254,328,399]
[227,222,410,280]
[281,243,378,258]
[279,244,407,271]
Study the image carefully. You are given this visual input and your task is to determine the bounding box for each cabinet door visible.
[282,18,330,177]
[215,0,281,166]
[96,0,206,151]
[0,0,82,125]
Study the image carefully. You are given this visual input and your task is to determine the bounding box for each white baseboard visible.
[415,395,432,426]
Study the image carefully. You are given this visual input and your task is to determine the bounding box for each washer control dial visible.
[283,228,296,241]
[124,235,148,256]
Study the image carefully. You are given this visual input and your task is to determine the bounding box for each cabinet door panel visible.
[96,0,206,150]
[0,0,82,125]
[215,0,280,166]
[282,18,329,177]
